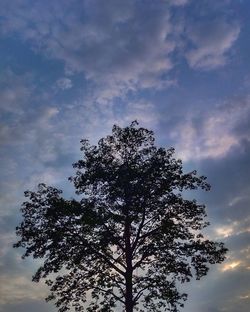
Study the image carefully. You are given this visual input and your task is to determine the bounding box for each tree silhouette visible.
[14,121,227,312]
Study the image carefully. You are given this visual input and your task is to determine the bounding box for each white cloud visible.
[0,0,177,104]
[0,1,241,106]
[56,77,73,90]
[216,226,234,238]
[170,98,250,160]
[0,275,48,305]
[221,261,241,272]
[109,100,160,129]
[239,294,250,300]
[185,19,240,70]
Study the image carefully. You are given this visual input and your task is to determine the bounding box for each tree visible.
[14,121,227,312]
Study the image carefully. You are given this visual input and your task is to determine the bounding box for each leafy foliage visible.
[14,121,227,312]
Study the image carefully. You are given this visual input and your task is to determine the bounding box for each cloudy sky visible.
[0,0,250,311]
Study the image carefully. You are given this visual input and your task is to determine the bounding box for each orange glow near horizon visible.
[222,261,241,271]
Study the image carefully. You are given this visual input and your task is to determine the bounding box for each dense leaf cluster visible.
[15,121,227,312]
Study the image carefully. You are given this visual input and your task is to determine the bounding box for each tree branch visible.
[88,244,126,277]
[67,230,127,277]
[91,286,125,304]
[133,285,149,304]
[131,205,146,255]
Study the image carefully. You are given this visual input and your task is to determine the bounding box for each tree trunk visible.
[125,262,133,312]
[125,211,133,312]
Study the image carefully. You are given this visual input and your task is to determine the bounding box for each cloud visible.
[0,71,75,219]
[170,97,250,161]
[55,77,73,90]
[110,100,160,128]
[169,0,189,6]
[174,223,250,312]
[185,18,240,70]
[0,275,48,305]
[0,69,32,115]
[184,266,250,312]
[221,260,241,272]
[0,220,50,309]
[0,0,178,104]
[198,139,250,222]
[0,70,60,152]
[0,299,57,312]
[1,105,59,152]
[0,0,240,107]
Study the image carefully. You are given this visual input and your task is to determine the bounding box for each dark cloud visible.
[199,138,250,221]
[183,267,250,312]
[225,231,250,253]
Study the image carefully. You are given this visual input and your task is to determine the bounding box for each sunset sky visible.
[1,1,250,311]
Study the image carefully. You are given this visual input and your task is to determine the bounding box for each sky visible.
[0,0,250,311]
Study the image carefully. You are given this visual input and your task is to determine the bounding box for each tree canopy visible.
[14,121,227,312]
